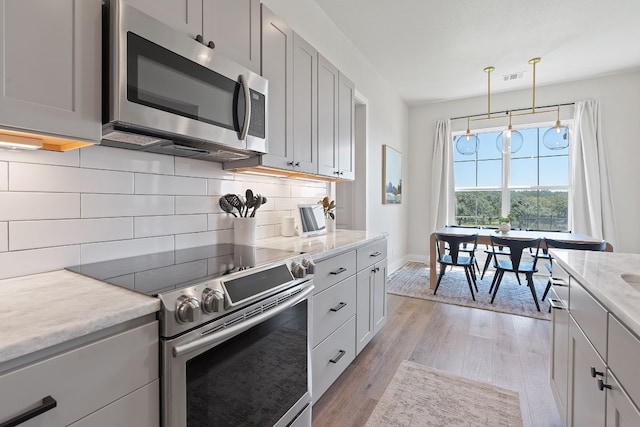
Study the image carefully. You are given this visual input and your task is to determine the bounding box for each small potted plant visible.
[498,214,512,233]
[319,196,336,231]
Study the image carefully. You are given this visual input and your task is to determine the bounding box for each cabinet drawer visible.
[356,239,387,271]
[314,250,356,294]
[608,315,640,407]
[313,275,356,347]
[0,321,158,427]
[550,262,570,304]
[312,315,356,402]
[569,281,607,359]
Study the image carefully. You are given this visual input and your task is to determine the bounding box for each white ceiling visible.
[313,0,640,105]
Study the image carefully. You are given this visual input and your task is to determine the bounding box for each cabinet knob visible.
[597,378,612,391]
[195,34,204,44]
[287,161,295,166]
[590,366,603,378]
[333,171,340,175]
[339,171,344,175]
[294,161,300,167]
[207,40,215,49]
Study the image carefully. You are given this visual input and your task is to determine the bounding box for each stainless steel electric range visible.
[67,243,315,427]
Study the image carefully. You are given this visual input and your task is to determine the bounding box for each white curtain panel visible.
[571,100,618,247]
[429,120,455,233]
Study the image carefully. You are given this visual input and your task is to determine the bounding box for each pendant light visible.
[543,105,569,149]
[455,117,478,155]
[495,111,523,153]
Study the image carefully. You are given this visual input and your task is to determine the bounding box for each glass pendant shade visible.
[456,134,478,155]
[495,129,523,153]
[543,124,569,149]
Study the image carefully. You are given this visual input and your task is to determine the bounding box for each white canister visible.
[234,217,257,245]
[281,216,295,237]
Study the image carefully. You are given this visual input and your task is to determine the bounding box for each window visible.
[453,126,570,231]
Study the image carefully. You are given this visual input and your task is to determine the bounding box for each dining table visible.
[428,226,613,289]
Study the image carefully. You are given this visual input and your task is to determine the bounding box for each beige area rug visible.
[365,360,523,427]
[388,262,551,320]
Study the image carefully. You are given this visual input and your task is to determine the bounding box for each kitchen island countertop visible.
[550,249,640,337]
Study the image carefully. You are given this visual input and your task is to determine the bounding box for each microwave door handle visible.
[238,74,251,140]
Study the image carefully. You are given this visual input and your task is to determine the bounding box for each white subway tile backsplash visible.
[175,157,233,179]
[290,183,329,198]
[0,222,7,252]
[80,145,175,175]
[82,194,174,218]
[0,162,7,190]
[175,195,219,215]
[208,213,234,231]
[135,214,207,238]
[9,163,133,193]
[0,147,79,166]
[81,236,174,264]
[0,245,80,280]
[9,218,133,251]
[135,173,207,195]
[0,192,80,221]
[207,178,247,196]
[175,231,220,249]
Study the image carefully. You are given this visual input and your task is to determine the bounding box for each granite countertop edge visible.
[549,249,640,337]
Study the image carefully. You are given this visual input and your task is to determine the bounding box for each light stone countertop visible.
[0,270,160,366]
[257,229,387,260]
[0,230,385,368]
[550,249,640,337]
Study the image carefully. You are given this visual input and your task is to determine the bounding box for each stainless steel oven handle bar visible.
[172,284,313,358]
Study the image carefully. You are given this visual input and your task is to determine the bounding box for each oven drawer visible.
[314,250,357,294]
[0,321,158,427]
[312,315,356,402]
[356,239,387,272]
[313,275,357,347]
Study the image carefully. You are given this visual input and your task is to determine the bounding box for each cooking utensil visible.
[249,194,262,217]
[224,193,244,217]
[245,189,255,217]
[219,197,237,217]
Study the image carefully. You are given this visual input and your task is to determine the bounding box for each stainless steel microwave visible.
[101,0,268,162]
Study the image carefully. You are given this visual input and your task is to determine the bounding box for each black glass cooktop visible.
[66,244,298,296]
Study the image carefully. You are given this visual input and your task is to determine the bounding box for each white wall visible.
[407,70,640,259]
[262,0,410,270]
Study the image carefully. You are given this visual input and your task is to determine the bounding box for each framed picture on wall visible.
[382,145,402,204]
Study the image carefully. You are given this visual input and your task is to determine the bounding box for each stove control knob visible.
[201,288,224,314]
[290,261,306,278]
[175,295,201,323]
[301,258,315,274]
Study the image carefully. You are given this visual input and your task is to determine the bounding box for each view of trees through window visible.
[453,126,569,230]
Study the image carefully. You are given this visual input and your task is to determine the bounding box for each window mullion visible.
[502,133,511,217]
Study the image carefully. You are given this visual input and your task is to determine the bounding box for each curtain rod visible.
[450,101,575,121]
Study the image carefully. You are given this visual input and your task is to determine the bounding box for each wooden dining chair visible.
[540,238,607,302]
[434,232,479,301]
[489,235,543,311]
[479,227,522,286]
[446,225,481,274]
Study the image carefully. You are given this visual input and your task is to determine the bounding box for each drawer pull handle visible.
[330,267,347,275]
[370,251,382,257]
[329,349,346,364]
[597,378,612,391]
[549,299,566,310]
[551,277,568,287]
[590,366,603,378]
[0,395,57,427]
[330,302,347,312]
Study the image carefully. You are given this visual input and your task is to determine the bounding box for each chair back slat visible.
[436,232,478,265]
[490,235,542,271]
[544,238,607,252]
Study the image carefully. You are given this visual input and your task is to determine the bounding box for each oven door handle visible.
[172,284,314,358]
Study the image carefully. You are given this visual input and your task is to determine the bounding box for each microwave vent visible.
[102,130,164,146]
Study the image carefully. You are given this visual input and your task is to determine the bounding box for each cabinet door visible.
[356,266,375,354]
[124,0,202,40]
[606,371,640,427]
[0,0,101,142]
[317,54,339,178]
[337,72,355,180]
[373,259,388,334]
[549,288,569,426]
[260,5,294,169]
[202,0,260,74]
[292,33,318,174]
[567,316,606,427]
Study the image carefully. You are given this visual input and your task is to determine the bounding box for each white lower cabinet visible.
[0,320,159,427]
[312,316,356,401]
[551,262,640,427]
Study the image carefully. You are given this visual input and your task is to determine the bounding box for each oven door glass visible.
[186,300,308,426]
[127,32,245,134]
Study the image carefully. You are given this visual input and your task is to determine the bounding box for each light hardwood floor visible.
[312,294,562,427]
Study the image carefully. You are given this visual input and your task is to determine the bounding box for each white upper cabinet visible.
[0,0,101,143]
[317,55,355,180]
[125,0,260,74]
[203,0,260,74]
